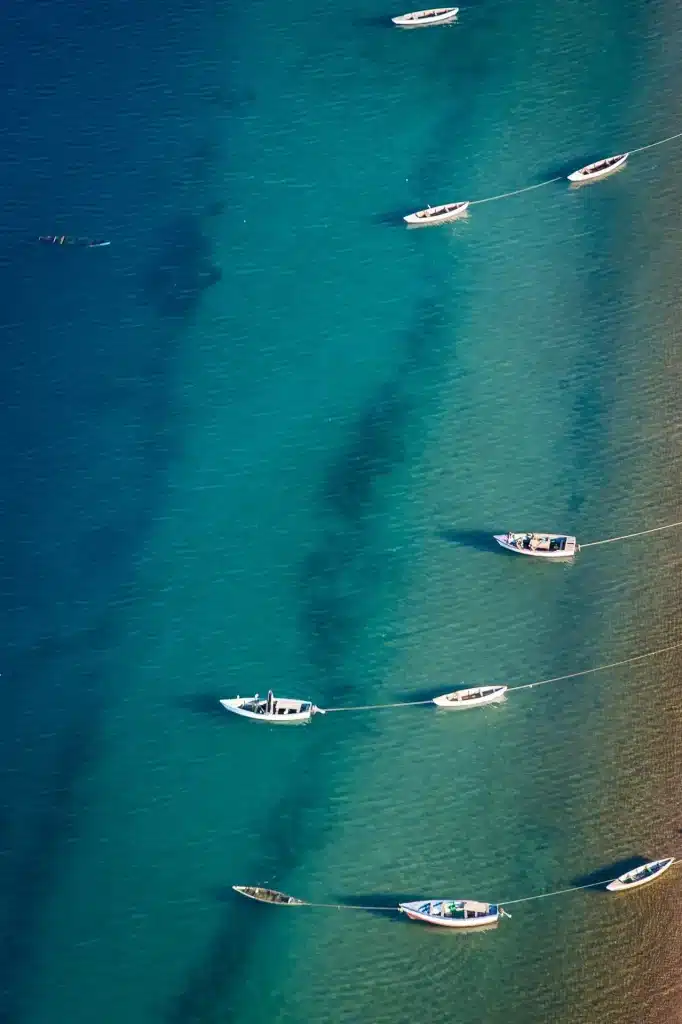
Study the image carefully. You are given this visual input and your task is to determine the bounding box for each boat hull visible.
[392,7,458,26]
[606,857,675,892]
[404,201,469,226]
[399,900,499,928]
[232,886,305,905]
[433,685,508,708]
[494,534,578,559]
[219,697,323,724]
[567,154,628,183]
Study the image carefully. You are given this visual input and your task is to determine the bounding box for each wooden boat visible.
[567,153,629,184]
[433,684,508,708]
[494,532,578,559]
[404,201,469,226]
[399,899,509,928]
[39,235,111,248]
[219,690,325,723]
[606,857,675,892]
[232,886,307,905]
[392,6,459,27]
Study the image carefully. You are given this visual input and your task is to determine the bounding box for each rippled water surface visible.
[2,0,682,1022]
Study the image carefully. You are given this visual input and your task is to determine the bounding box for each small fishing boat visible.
[404,201,469,227]
[606,857,675,892]
[219,690,325,723]
[567,153,629,184]
[232,886,307,905]
[399,899,509,928]
[433,684,508,708]
[392,6,459,27]
[494,533,578,559]
[39,235,111,248]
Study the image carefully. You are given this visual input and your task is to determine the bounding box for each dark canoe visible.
[38,236,111,248]
[232,885,306,905]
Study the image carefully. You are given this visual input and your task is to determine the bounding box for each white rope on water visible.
[238,867,679,913]
[321,638,682,711]
[323,698,432,713]
[497,876,621,907]
[468,176,562,206]
[508,639,682,693]
[580,519,682,548]
[297,900,396,911]
[458,128,682,207]
[629,129,682,155]
[311,876,621,910]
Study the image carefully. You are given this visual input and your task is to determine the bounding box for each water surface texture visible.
[1,0,681,1022]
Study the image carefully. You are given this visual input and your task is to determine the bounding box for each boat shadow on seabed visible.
[176,692,227,719]
[371,208,412,227]
[437,528,499,554]
[353,14,395,28]
[570,856,651,892]
[392,685,444,705]
[334,893,422,923]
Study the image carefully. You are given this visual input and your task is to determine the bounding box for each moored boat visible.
[232,886,307,905]
[433,684,508,708]
[219,690,325,723]
[399,899,509,928]
[392,6,459,27]
[39,235,111,248]
[494,532,578,559]
[567,153,628,184]
[606,857,675,892]
[404,200,469,226]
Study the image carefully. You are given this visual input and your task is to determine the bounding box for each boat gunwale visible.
[392,6,459,24]
[568,153,629,181]
[232,885,307,905]
[404,200,469,223]
[399,898,500,927]
[219,696,324,722]
[433,684,508,706]
[606,857,675,891]
[494,532,578,558]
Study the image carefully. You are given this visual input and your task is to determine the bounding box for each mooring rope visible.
[468,176,562,206]
[296,900,396,911]
[508,638,682,692]
[323,698,432,713]
[497,876,621,907]
[238,867,676,913]
[293,880,615,910]
[629,129,682,155]
[580,519,682,548]
[457,128,682,207]
[321,638,682,711]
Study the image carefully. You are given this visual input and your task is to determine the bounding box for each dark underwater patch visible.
[141,213,222,321]
[298,291,451,690]
[163,776,330,1024]
[0,680,105,1024]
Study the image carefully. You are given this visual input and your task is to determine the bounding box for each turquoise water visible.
[4,0,682,1022]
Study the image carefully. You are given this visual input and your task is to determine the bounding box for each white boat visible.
[567,153,629,184]
[433,684,508,709]
[494,532,578,559]
[404,201,469,226]
[392,6,459,27]
[606,857,675,892]
[219,690,325,724]
[399,899,509,928]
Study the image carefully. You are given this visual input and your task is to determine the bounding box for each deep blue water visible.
[0,1,232,1017]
